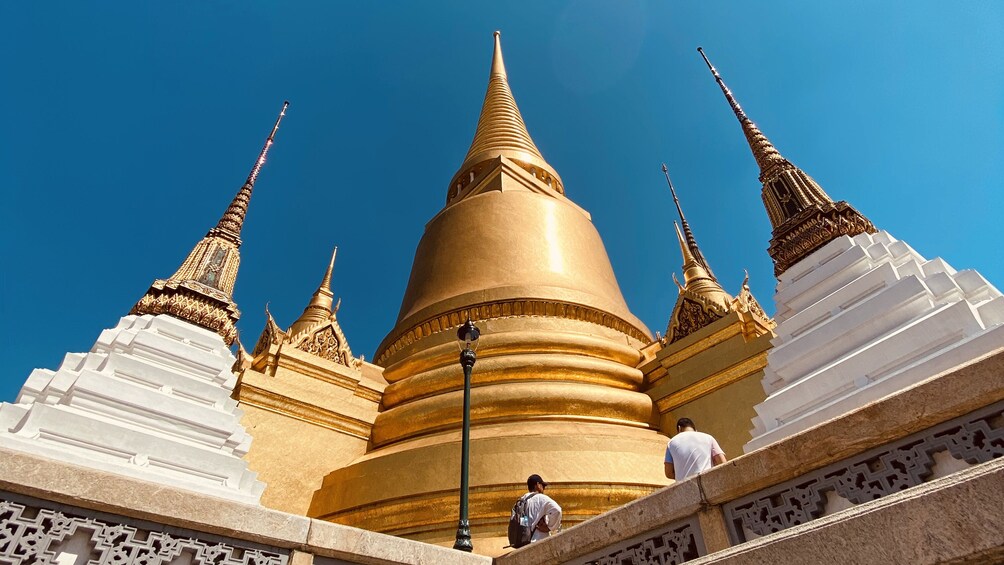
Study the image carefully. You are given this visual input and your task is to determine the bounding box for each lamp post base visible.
[453,519,473,552]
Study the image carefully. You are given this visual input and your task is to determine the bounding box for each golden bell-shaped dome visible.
[312,33,667,554]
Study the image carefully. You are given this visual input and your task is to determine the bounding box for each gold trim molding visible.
[655,352,769,414]
[376,299,651,366]
[238,384,373,439]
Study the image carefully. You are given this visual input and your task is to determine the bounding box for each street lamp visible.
[453,317,480,552]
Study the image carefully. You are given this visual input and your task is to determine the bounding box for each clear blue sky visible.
[2,2,1002,402]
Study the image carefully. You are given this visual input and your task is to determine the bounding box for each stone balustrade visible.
[496,347,1004,565]
[0,448,490,565]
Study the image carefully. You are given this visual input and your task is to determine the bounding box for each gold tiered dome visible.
[310,33,669,554]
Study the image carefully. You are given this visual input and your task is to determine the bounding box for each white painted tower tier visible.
[0,314,265,503]
[745,230,1004,452]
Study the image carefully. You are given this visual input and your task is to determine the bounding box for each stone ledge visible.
[686,457,1004,565]
[308,519,492,565]
[0,447,489,565]
[0,446,307,547]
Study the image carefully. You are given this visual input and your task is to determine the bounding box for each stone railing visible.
[0,448,490,565]
[496,348,1004,565]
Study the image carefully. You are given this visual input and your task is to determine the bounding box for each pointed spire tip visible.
[491,30,507,77]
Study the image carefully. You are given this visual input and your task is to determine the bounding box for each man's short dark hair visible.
[676,417,696,430]
[527,474,548,491]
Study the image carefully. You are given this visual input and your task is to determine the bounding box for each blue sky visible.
[2,2,1002,402]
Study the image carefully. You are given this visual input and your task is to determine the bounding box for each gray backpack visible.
[506,492,538,549]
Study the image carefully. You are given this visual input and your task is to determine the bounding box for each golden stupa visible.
[235,33,772,557]
[307,31,668,550]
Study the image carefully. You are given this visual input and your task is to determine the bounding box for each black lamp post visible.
[453,317,480,552]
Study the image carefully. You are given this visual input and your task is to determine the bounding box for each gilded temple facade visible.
[1,32,1002,565]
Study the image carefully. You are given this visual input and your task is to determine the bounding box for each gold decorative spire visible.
[447,31,563,202]
[666,221,731,344]
[696,49,787,179]
[697,47,875,276]
[131,101,290,345]
[288,247,337,337]
[673,223,731,309]
[662,163,716,281]
[250,249,359,369]
[209,101,289,246]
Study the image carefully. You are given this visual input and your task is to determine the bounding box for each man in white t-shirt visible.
[518,474,562,542]
[664,418,726,481]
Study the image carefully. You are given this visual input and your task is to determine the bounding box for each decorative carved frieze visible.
[375,299,652,365]
[131,279,240,345]
[768,201,876,277]
[723,402,1004,543]
[0,494,287,565]
[669,298,725,344]
[566,517,704,565]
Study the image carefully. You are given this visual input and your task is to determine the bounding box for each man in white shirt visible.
[664,418,727,481]
[521,474,562,542]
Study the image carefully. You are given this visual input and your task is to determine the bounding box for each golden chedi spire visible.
[667,221,732,343]
[662,163,716,281]
[288,247,337,337]
[250,249,358,369]
[131,101,289,345]
[312,33,667,552]
[697,48,876,277]
[661,167,771,343]
[447,31,564,202]
[662,166,731,343]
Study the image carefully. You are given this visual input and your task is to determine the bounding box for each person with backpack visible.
[507,474,562,548]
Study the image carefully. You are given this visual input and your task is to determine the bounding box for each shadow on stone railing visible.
[495,348,1004,565]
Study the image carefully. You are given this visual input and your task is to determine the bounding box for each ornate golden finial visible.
[209,101,289,245]
[447,32,564,202]
[491,31,506,78]
[666,221,732,344]
[131,101,290,345]
[697,48,786,180]
[674,222,721,293]
[289,246,338,337]
[662,163,716,281]
[697,48,875,276]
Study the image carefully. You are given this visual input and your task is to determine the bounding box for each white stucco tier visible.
[746,230,1004,452]
[0,314,264,503]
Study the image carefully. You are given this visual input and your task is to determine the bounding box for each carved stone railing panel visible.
[723,401,1004,543]
[566,516,704,565]
[0,493,288,565]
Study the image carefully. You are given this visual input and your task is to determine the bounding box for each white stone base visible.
[0,314,264,504]
[745,230,1004,452]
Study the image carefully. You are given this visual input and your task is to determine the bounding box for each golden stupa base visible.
[309,420,671,557]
